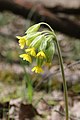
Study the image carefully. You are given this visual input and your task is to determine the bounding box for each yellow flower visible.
[32,66,43,73]
[26,40,29,46]
[16,36,27,49]
[20,54,32,63]
[25,47,36,57]
[37,51,46,59]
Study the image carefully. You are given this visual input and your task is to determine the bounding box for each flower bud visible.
[26,23,41,34]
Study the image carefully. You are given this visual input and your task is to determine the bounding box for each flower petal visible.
[16,36,27,49]
[37,51,46,59]
[25,47,36,57]
[20,54,32,63]
[32,66,43,73]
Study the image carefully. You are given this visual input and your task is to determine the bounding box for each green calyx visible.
[25,23,41,34]
[45,41,55,63]
[26,32,41,46]
[30,35,46,49]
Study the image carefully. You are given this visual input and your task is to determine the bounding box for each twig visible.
[55,110,80,120]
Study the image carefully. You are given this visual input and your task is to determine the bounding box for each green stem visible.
[55,38,69,120]
[41,22,69,120]
[40,22,54,32]
[24,68,33,104]
[21,60,33,103]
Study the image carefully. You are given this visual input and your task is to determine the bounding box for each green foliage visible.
[71,83,80,93]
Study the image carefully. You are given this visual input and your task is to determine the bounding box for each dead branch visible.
[46,5,80,15]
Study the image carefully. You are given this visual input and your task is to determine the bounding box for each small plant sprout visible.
[17,22,69,120]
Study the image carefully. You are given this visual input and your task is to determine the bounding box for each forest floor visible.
[0,11,80,120]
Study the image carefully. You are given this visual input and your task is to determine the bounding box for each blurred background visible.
[0,0,80,119]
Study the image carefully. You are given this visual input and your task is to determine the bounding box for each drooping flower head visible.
[17,23,55,73]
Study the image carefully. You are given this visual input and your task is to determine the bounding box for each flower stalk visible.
[42,22,69,120]
[55,38,69,120]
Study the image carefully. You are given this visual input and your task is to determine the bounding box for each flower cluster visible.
[17,23,55,73]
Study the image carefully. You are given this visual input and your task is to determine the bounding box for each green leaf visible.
[47,100,57,106]
[71,84,80,93]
